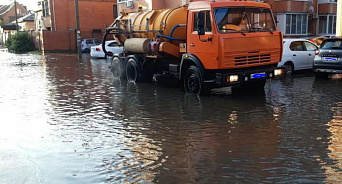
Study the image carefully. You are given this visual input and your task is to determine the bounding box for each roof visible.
[0,24,18,30]
[17,12,35,23]
[0,2,27,17]
[0,4,13,17]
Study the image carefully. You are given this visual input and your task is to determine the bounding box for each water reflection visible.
[1,53,342,183]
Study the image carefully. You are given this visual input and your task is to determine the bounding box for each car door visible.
[303,41,318,69]
[289,41,307,70]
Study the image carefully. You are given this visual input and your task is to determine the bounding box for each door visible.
[289,41,307,70]
[303,41,318,69]
[187,11,216,69]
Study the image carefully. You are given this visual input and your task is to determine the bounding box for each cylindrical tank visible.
[112,6,188,46]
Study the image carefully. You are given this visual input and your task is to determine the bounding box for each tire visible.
[84,48,90,53]
[284,62,294,76]
[111,57,125,79]
[184,66,211,95]
[126,58,141,82]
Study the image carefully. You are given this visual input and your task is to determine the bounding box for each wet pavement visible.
[0,52,342,183]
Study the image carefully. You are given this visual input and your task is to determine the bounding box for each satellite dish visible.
[309,6,314,13]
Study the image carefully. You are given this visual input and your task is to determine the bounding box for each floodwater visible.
[0,52,342,183]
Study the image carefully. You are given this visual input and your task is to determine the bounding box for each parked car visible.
[278,39,319,75]
[81,38,102,53]
[313,37,342,78]
[306,34,335,47]
[90,40,123,58]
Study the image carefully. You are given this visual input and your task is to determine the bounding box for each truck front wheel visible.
[184,66,211,95]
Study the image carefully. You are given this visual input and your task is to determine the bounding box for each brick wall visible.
[42,30,77,51]
[2,3,27,24]
[50,0,116,37]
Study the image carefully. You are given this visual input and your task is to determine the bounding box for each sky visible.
[1,0,40,11]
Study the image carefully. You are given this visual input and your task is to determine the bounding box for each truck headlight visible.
[274,69,284,76]
[227,75,239,82]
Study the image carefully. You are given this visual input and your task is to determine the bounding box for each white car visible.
[278,39,319,75]
[90,40,123,58]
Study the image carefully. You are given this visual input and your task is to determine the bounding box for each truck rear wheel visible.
[184,66,211,95]
[126,58,142,82]
[111,57,125,79]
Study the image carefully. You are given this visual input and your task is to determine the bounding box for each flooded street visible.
[1,52,342,183]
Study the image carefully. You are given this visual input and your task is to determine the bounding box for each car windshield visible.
[321,40,342,50]
[94,39,102,45]
[214,7,275,33]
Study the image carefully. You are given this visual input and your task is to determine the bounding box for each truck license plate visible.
[250,72,266,79]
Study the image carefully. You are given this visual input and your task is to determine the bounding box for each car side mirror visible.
[197,12,205,36]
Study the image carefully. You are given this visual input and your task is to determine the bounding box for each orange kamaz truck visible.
[103,0,284,94]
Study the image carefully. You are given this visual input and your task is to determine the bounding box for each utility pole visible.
[74,0,82,60]
[14,0,19,32]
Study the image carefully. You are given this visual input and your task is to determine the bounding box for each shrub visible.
[7,32,34,53]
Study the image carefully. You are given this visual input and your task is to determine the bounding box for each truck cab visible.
[182,1,283,93]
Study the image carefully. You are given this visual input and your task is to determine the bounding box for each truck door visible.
[187,11,216,69]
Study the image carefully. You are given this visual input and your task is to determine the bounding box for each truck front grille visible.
[234,54,271,66]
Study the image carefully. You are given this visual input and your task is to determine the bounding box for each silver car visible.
[81,38,102,53]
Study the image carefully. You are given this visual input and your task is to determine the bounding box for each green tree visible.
[0,19,3,26]
[7,32,34,53]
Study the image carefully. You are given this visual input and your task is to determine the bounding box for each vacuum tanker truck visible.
[103,0,284,95]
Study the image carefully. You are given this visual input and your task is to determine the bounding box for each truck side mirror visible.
[197,12,205,35]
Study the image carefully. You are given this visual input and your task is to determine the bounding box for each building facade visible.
[0,2,27,25]
[38,0,117,37]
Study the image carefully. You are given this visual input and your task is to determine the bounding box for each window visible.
[42,0,50,17]
[321,40,342,49]
[94,39,102,45]
[214,7,275,33]
[304,41,317,51]
[285,14,308,35]
[108,42,119,47]
[290,41,305,51]
[86,40,93,44]
[193,11,212,32]
[319,15,336,34]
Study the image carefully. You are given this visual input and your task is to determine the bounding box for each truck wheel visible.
[126,58,141,82]
[111,57,126,79]
[184,66,211,95]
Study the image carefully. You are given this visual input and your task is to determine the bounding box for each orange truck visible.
[103,0,284,94]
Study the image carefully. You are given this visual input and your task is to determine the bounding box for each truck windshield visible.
[214,7,275,33]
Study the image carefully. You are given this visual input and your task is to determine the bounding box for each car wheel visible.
[284,62,294,76]
[84,48,90,53]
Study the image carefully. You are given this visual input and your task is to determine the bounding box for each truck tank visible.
[111,6,188,47]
